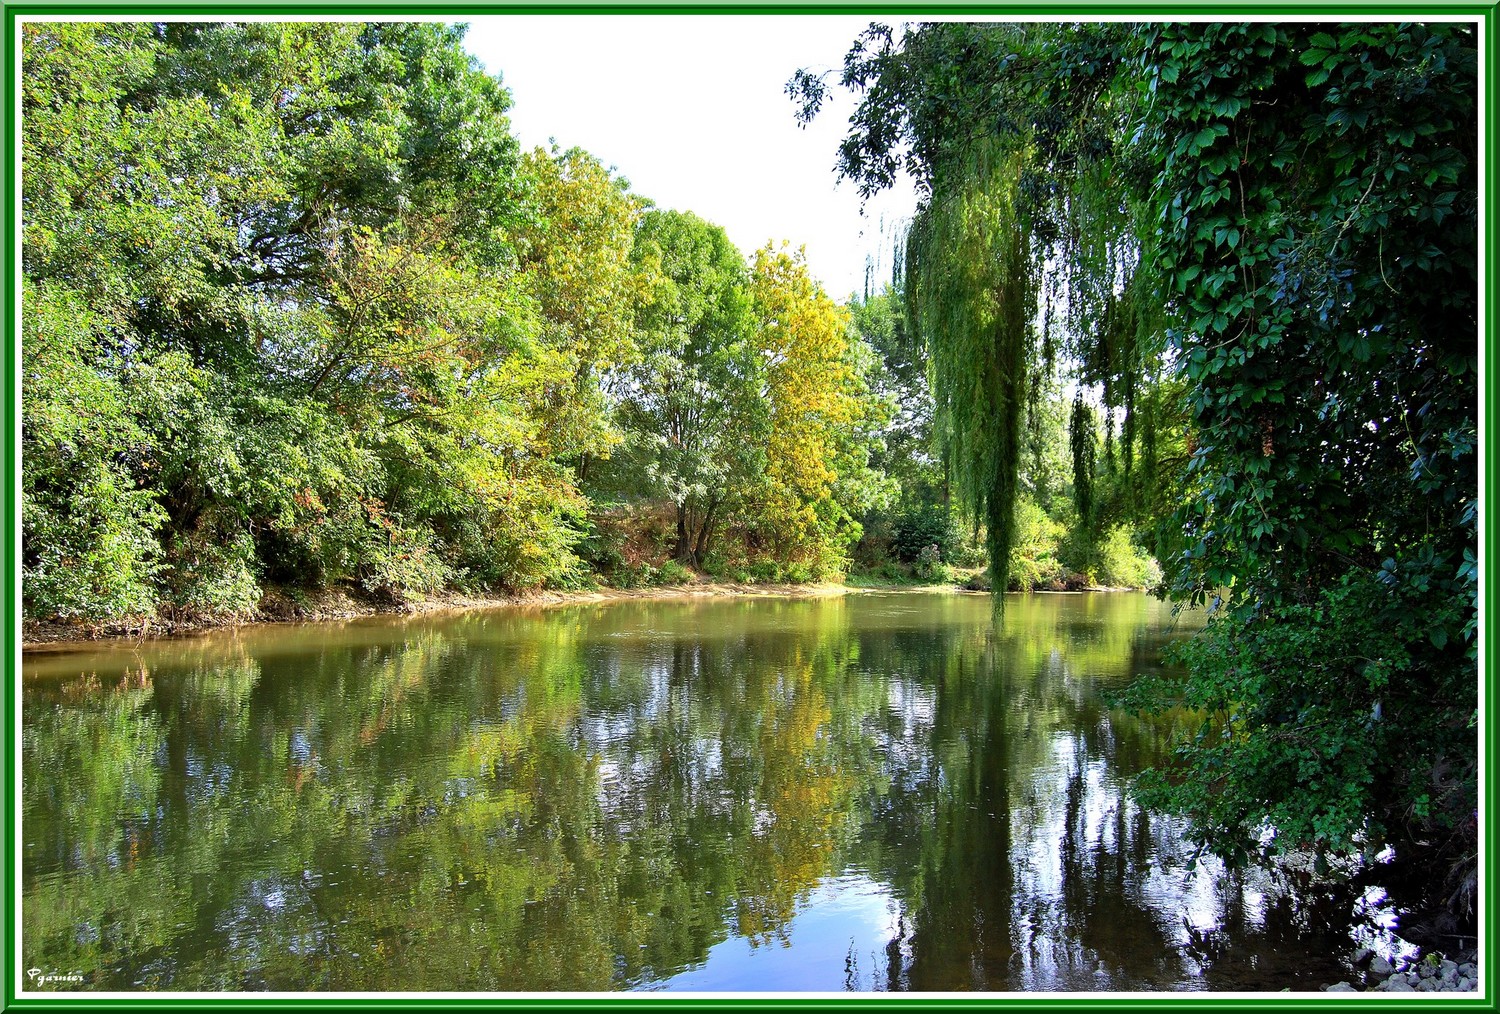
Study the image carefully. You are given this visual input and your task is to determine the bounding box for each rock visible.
[1322,946,1480,996]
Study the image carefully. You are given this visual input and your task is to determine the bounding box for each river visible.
[21,590,1406,992]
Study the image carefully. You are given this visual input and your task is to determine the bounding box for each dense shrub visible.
[161,527,261,618]
[892,501,958,562]
[747,560,782,583]
[1122,570,1475,867]
[611,562,657,589]
[1006,495,1066,590]
[655,560,694,585]
[783,561,814,583]
[912,544,952,583]
[24,462,165,623]
[1094,526,1162,589]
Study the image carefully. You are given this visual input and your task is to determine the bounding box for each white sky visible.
[461,15,920,302]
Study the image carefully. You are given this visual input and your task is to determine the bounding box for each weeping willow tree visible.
[790,22,1169,595]
[901,133,1162,593]
[904,145,1036,590]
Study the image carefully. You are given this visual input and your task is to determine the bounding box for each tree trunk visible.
[694,501,718,564]
[673,503,696,565]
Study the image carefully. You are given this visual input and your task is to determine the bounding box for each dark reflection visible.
[23,592,1366,991]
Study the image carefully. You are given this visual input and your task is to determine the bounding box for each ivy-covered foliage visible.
[1131,21,1477,888]
[796,21,1477,894]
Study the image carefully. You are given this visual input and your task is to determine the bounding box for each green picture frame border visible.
[3,1,1494,1008]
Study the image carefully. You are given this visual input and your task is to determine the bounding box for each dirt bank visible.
[21,580,859,650]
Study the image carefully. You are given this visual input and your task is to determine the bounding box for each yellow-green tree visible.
[515,145,652,470]
[744,244,891,574]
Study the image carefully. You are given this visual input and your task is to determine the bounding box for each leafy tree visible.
[22,279,165,621]
[1129,22,1477,884]
[21,21,620,614]
[849,288,933,496]
[846,287,965,568]
[514,145,651,474]
[614,209,759,567]
[743,244,892,573]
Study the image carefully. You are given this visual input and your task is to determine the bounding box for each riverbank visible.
[19,577,1164,650]
[20,578,881,649]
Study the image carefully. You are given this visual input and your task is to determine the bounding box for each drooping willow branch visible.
[905,144,1036,597]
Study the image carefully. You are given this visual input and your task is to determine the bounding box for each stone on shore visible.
[1328,946,1477,992]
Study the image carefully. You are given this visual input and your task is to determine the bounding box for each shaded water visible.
[22,591,1397,992]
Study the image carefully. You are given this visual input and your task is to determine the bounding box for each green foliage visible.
[25,461,166,623]
[23,280,165,622]
[783,562,814,584]
[1007,495,1066,591]
[805,20,1477,880]
[747,560,783,584]
[160,530,262,618]
[606,223,889,579]
[905,145,1035,597]
[1145,23,1476,610]
[1094,526,1162,590]
[912,545,953,584]
[655,560,695,586]
[1069,394,1098,530]
[850,288,934,494]
[23,21,908,625]
[20,21,615,618]
[1120,568,1471,864]
[614,209,759,568]
[846,286,955,573]
[891,502,957,564]
[515,144,647,464]
[794,24,1166,598]
[611,562,658,590]
[1136,22,1477,865]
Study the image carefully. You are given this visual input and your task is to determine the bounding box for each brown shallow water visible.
[21,590,1409,992]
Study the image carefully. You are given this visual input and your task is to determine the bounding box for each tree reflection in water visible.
[23,593,1374,991]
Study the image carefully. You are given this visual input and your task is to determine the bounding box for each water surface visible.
[22,591,1391,991]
